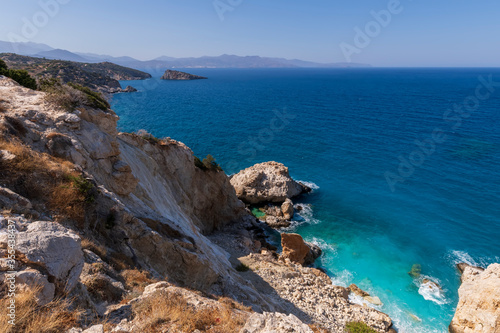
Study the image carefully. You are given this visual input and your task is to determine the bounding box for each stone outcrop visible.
[450,263,500,333]
[160,69,207,80]
[281,233,321,266]
[0,220,84,300]
[241,312,314,333]
[281,198,294,220]
[230,161,311,204]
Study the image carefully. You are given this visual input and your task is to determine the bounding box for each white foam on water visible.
[329,269,352,287]
[446,249,498,269]
[297,180,320,190]
[293,203,321,225]
[448,250,478,266]
[416,276,449,305]
[306,237,337,253]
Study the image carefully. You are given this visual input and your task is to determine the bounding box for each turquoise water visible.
[112,68,500,332]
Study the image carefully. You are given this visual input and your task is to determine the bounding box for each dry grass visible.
[0,287,81,333]
[119,269,159,304]
[121,269,157,292]
[309,323,329,333]
[132,290,248,333]
[0,138,87,224]
[81,238,108,259]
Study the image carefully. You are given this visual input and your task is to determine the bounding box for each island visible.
[160,69,207,80]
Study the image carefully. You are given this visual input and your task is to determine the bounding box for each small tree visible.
[202,154,222,171]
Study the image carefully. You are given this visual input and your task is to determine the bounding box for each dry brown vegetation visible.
[81,238,108,259]
[0,287,81,333]
[309,323,330,333]
[0,138,87,223]
[132,290,248,333]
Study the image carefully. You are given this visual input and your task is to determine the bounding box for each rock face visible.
[160,69,207,80]
[281,233,321,266]
[13,221,84,294]
[240,312,314,333]
[450,263,500,333]
[230,161,310,204]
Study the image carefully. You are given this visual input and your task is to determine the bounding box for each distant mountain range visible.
[0,40,370,70]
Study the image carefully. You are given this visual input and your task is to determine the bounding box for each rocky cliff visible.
[450,263,500,333]
[160,69,207,80]
[0,76,394,332]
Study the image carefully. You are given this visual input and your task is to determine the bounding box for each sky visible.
[0,0,499,66]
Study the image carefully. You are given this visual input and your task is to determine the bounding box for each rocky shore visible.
[0,75,498,332]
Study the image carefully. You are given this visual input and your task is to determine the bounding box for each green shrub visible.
[0,60,37,90]
[0,59,7,71]
[194,156,207,170]
[194,154,223,171]
[67,174,96,203]
[345,322,377,333]
[235,263,250,272]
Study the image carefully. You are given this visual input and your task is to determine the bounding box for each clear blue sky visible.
[1,0,499,66]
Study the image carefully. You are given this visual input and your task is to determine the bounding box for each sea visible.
[111,68,500,332]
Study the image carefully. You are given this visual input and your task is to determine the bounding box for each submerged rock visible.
[349,283,370,297]
[230,161,310,204]
[364,296,383,306]
[450,263,500,333]
[408,263,422,278]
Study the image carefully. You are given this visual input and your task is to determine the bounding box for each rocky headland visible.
[0,53,150,94]
[0,74,498,332]
[160,69,207,80]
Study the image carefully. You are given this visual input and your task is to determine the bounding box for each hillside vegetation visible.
[0,53,151,92]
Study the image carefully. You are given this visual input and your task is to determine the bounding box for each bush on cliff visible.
[194,154,223,172]
[0,59,37,90]
[345,321,377,333]
[136,129,160,144]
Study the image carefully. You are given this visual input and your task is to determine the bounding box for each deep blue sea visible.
[112,68,500,332]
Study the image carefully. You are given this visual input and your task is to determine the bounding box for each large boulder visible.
[240,312,314,333]
[230,162,310,204]
[15,221,84,293]
[281,233,320,266]
[450,263,500,333]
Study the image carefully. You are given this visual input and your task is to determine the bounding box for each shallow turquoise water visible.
[112,68,500,332]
